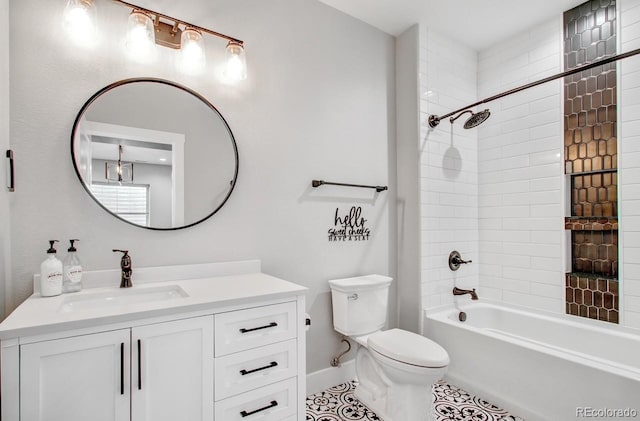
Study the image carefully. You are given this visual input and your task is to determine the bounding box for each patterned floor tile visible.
[306,380,524,421]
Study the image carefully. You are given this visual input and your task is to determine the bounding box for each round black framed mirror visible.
[71,78,239,230]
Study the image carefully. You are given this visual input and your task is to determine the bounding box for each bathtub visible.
[425,302,640,421]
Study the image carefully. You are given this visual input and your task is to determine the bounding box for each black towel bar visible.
[312,180,387,193]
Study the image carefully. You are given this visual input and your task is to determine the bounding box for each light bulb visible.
[126,10,155,61]
[179,28,206,75]
[224,41,247,82]
[63,0,96,47]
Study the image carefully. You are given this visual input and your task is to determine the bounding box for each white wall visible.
[395,25,421,333]
[619,0,640,328]
[476,18,565,313]
[7,0,396,374]
[419,28,479,311]
[0,0,9,319]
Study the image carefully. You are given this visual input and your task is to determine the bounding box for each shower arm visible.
[449,110,473,124]
[428,46,640,128]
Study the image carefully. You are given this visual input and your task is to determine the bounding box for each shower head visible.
[428,108,491,129]
[449,109,491,129]
[463,109,491,129]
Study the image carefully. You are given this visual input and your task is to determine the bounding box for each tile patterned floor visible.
[306,380,524,421]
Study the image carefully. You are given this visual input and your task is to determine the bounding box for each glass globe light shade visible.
[224,41,247,82]
[63,0,97,47]
[179,28,206,75]
[126,10,155,60]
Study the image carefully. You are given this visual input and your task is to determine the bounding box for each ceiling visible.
[317,0,587,51]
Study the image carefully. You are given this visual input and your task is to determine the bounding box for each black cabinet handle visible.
[137,339,142,390]
[239,322,277,334]
[6,150,14,192]
[240,400,278,417]
[240,361,278,376]
[120,342,124,395]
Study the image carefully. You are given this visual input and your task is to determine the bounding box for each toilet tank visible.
[328,275,393,336]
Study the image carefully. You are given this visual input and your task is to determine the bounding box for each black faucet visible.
[453,287,478,300]
[113,249,132,288]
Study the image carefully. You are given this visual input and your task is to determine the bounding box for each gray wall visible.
[0,0,9,318]
[7,0,396,374]
[395,25,421,333]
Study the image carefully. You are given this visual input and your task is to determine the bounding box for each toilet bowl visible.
[329,275,450,421]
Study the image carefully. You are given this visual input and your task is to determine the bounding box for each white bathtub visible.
[425,302,640,421]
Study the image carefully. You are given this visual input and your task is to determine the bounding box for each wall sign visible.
[328,206,371,241]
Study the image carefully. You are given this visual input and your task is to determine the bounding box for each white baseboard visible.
[306,359,355,396]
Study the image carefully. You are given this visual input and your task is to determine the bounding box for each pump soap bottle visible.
[63,239,83,293]
[40,240,63,297]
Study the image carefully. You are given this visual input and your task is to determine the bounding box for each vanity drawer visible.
[215,302,297,356]
[215,339,297,400]
[214,377,297,421]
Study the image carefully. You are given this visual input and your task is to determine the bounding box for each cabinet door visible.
[20,329,131,421]
[131,316,214,421]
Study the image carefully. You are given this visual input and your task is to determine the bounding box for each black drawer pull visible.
[120,342,124,395]
[240,400,278,417]
[6,150,14,192]
[240,361,278,376]
[239,322,278,334]
[137,339,142,390]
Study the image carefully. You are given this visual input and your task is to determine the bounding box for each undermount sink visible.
[58,285,189,313]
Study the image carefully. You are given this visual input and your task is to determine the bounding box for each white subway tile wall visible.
[476,17,564,313]
[419,0,640,330]
[620,0,640,328]
[419,28,479,309]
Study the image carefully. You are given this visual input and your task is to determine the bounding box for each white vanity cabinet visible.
[0,268,307,421]
[214,302,299,420]
[132,316,214,421]
[19,315,214,421]
[20,329,132,421]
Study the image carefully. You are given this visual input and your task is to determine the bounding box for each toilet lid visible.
[368,329,449,368]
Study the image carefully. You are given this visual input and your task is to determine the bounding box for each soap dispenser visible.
[63,239,83,293]
[40,240,63,297]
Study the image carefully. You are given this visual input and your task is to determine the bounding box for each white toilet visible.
[329,274,449,421]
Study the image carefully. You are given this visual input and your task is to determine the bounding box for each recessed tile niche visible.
[564,0,619,324]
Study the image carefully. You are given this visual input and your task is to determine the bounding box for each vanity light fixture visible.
[63,0,97,47]
[112,0,247,81]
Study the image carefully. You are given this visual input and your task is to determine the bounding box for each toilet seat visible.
[368,328,449,368]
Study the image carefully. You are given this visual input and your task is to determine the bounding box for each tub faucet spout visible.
[453,287,478,300]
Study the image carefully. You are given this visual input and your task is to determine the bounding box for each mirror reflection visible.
[71,79,238,230]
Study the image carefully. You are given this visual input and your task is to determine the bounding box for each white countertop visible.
[0,272,307,340]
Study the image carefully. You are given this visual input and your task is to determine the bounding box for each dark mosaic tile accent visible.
[564,0,617,177]
[564,0,618,324]
[571,172,617,217]
[564,217,618,231]
[566,273,619,324]
[306,381,524,421]
[570,229,618,277]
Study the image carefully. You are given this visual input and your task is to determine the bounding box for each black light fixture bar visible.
[113,0,244,45]
[312,180,388,193]
[428,46,640,128]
